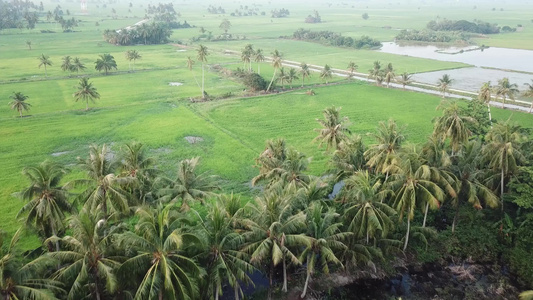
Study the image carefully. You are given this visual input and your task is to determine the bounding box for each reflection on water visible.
[413,67,533,93]
[379,42,533,73]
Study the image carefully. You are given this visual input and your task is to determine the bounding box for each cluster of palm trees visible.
[37,53,120,77]
[6,99,529,299]
[102,22,172,46]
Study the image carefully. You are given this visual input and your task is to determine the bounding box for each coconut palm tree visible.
[219,18,231,35]
[197,201,255,300]
[74,144,133,218]
[125,49,141,71]
[8,92,31,118]
[478,81,494,125]
[267,49,282,92]
[118,142,158,204]
[48,211,122,300]
[15,161,72,251]
[387,148,445,250]
[252,146,311,188]
[157,157,219,211]
[241,44,254,71]
[432,100,476,155]
[522,79,533,113]
[437,74,453,98]
[383,63,395,88]
[254,48,265,74]
[276,67,288,88]
[94,53,117,75]
[38,54,52,77]
[197,44,209,98]
[320,64,333,84]
[186,56,201,90]
[313,106,351,151]
[61,55,74,73]
[397,72,413,90]
[73,77,100,111]
[364,119,405,180]
[118,205,203,300]
[0,229,63,300]
[330,134,366,180]
[494,77,519,109]
[346,61,358,79]
[72,57,86,74]
[449,141,499,232]
[483,122,526,207]
[342,171,396,244]
[287,68,299,88]
[242,186,308,299]
[300,62,311,87]
[300,203,350,298]
[368,61,382,86]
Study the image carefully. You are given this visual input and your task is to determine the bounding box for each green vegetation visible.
[1,0,533,298]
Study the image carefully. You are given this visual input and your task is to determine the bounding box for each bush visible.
[242,72,267,92]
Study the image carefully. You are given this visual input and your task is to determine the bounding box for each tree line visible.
[3,97,533,299]
[427,19,501,34]
[103,22,176,46]
[291,28,382,49]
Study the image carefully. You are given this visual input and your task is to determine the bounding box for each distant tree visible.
[26,40,31,50]
[362,12,369,20]
[38,54,52,77]
[267,49,282,92]
[300,63,311,87]
[320,64,333,84]
[523,80,533,113]
[478,81,493,124]
[125,49,141,71]
[9,92,31,118]
[74,77,100,111]
[384,63,395,88]
[437,74,453,98]
[61,55,74,73]
[397,72,413,90]
[72,57,86,74]
[197,44,209,99]
[94,53,117,75]
[219,18,231,35]
[254,48,265,74]
[287,68,299,88]
[347,61,358,78]
[495,77,519,109]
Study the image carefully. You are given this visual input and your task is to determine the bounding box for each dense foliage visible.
[271,8,290,18]
[292,28,382,49]
[395,29,468,43]
[0,0,39,31]
[5,98,532,299]
[427,19,500,34]
[102,22,176,46]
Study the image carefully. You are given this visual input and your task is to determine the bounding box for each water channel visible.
[378,42,533,93]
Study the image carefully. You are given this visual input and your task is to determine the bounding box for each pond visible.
[379,42,533,73]
[378,42,533,93]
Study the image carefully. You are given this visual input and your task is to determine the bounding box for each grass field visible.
[1,0,533,248]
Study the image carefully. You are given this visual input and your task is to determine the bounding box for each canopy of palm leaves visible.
[253,145,311,188]
[158,157,219,210]
[94,53,117,75]
[15,161,72,243]
[330,134,366,180]
[320,64,333,83]
[495,77,519,109]
[364,119,405,177]
[8,92,31,117]
[437,74,453,98]
[522,80,533,113]
[314,106,351,151]
[432,101,476,154]
[73,77,100,111]
[118,205,203,300]
[48,211,121,299]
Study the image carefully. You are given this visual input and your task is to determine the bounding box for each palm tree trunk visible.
[487,103,493,127]
[500,167,505,211]
[159,290,163,300]
[282,257,287,292]
[268,262,273,300]
[234,283,240,300]
[267,69,277,92]
[423,202,429,227]
[51,223,60,252]
[452,206,459,234]
[529,101,533,113]
[366,230,369,244]
[300,255,311,298]
[86,100,89,111]
[501,96,506,109]
[19,110,22,118]
[44,65,47,77]
[94,276,102,300]
[258,64,261,75]
[201,63,205,98]
[403,217,410,251]
[128,61,131,71]
[302,77,304,87]
[215,284,219,300]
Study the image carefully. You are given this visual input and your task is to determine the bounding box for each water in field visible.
[413,67,533,93]
[379,42,533,73]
